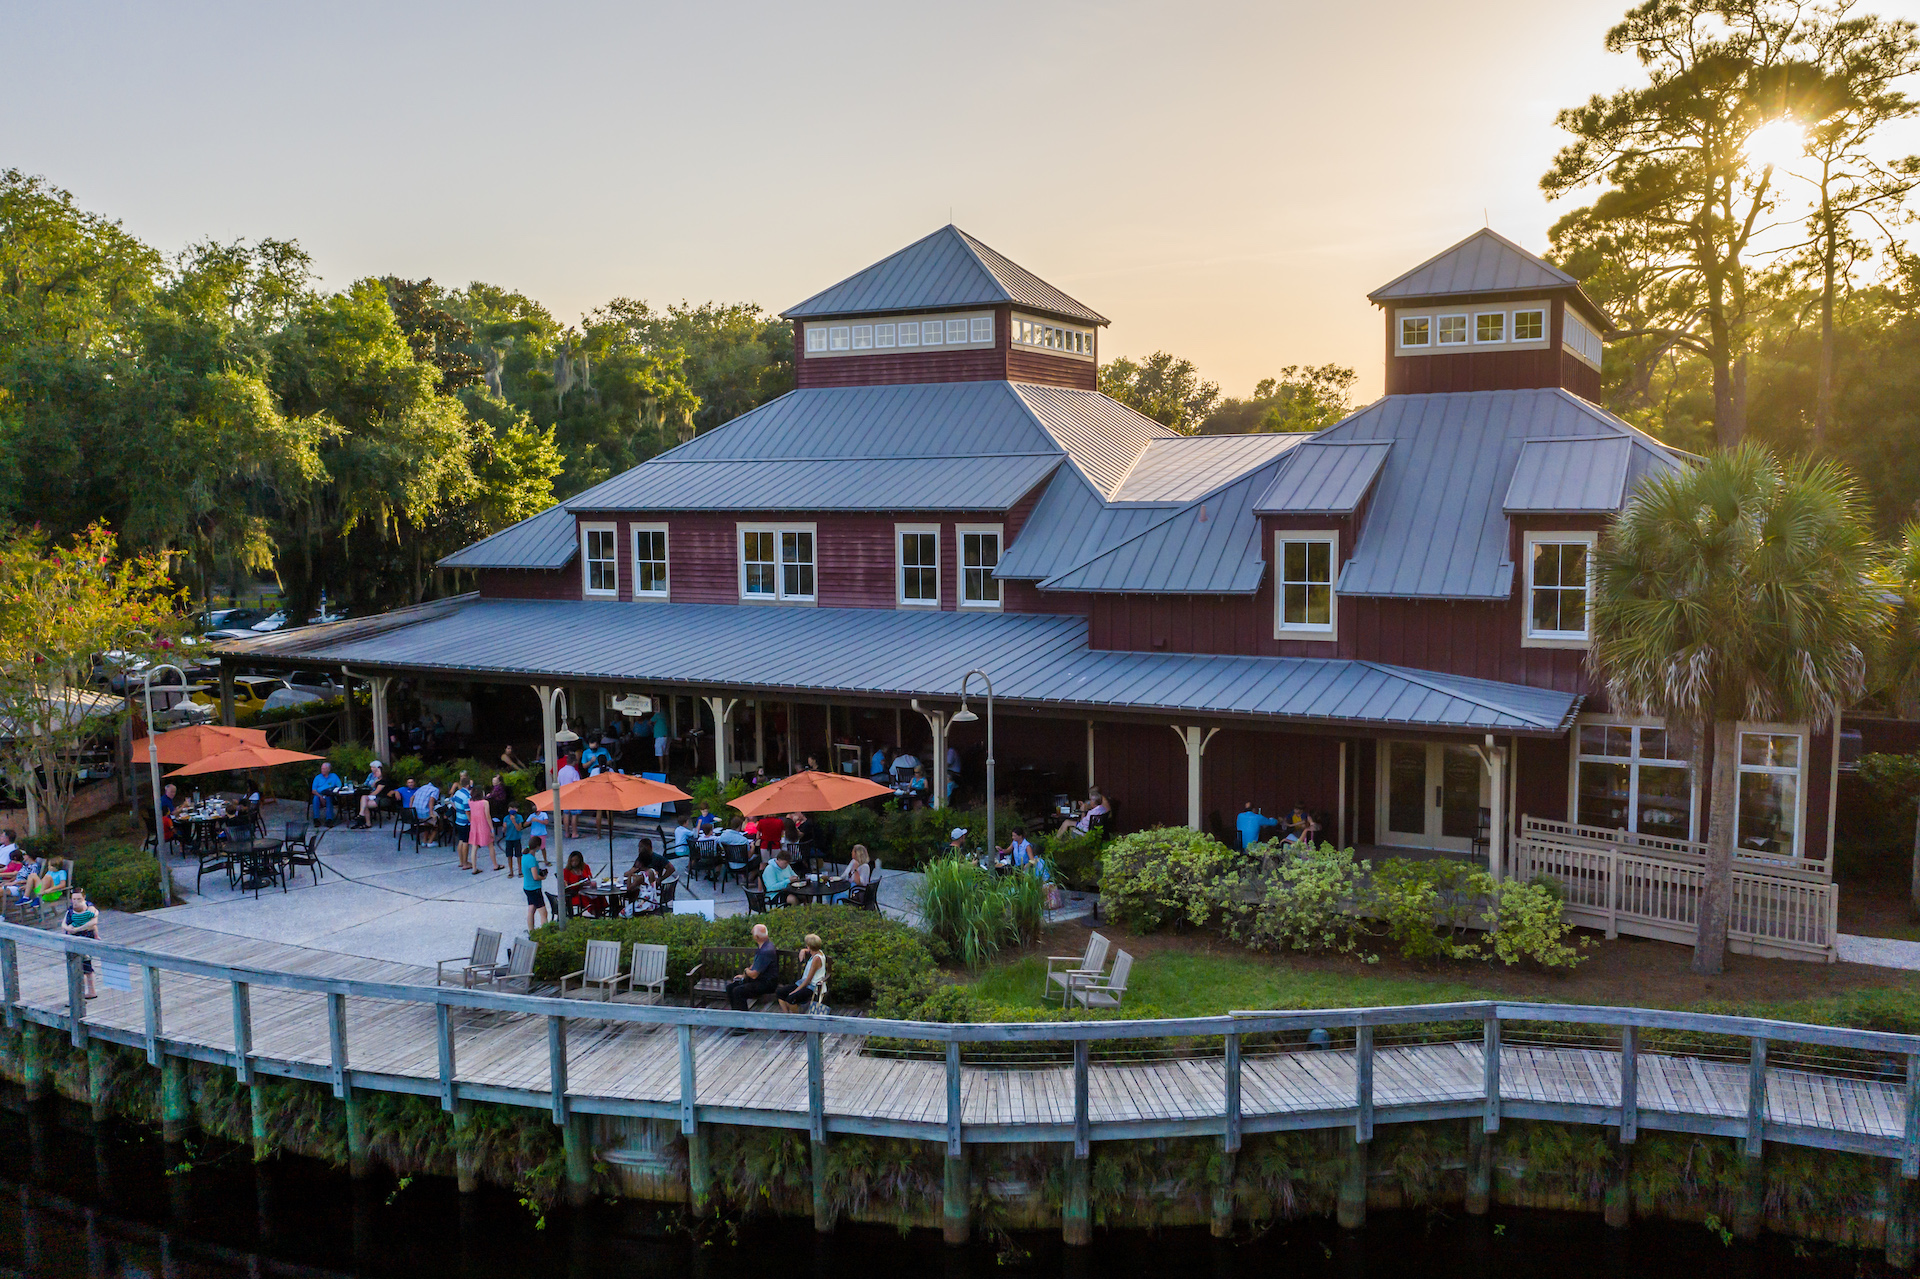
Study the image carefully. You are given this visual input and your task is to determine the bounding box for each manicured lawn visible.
[965,950,1493,1018]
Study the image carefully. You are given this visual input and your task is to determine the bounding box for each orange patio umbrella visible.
[165,744,325,777]
[728,770,893,816]
[527,771,691,880]
[131,724,269,764]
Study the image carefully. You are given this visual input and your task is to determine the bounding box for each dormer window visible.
[898,322,920,347]
[1400,316,1430,348]
[1437,315,1467,345]
[582,523,617,598]
[1523,531,1594,645]
[922,322,944,346]
[805,328,827,354]
[1475,312,1506,343]
[875,323,896,348]
[1274,531,1338,638]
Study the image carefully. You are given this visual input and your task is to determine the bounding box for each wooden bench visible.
[686,945,796,1008]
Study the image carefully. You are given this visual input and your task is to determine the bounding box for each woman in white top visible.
[778,935,827,1013]
[834,844,872,904]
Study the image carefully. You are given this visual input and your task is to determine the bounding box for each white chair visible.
[1045,932,1109,1005]
[1072,950,1133,1010]
[437,928,504,988]
[559,938,629,1001]
[629,943,668,1002]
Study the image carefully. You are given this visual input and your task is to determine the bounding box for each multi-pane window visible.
[1012,318,1095,355]
[852,324,872,349]
[829,326,850,350]
[1738,731,1802,858]
[1574,723,1692,840]
[1275,534,1335,633]
[1476,312,1506,343]
[1513,309,1545,341]
[970,317,993,343]
[923,321,944,346]
[945,318,968,344]
[1527,537,1591,639]
[875,323,896,347]
[898,322,920,346]
[632,526,668,597]
[898,529,938,605]
[583,525,617,596]
[805,328,827,353]
[960,527,1002,607]
[1400,316,1431,347]
[741,527,816,601]
[1437,315,1468,345]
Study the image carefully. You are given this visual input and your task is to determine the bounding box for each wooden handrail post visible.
[0,936,18,1029]
[436,1002,456,1112]
[1073,1038,1091,1159]
[947,1040,964,1158]
[943,1039,968,1246]
[548,1014,568,1124]
[1483,1010,1501,1132]
[142,966,161,1066]
[1223,1032,1242,1154]
[1354,1023,1374,1142]
[808,1031,830,1234]
[1746,1037,1768,1159]
[327,991,348,1099]
[1905,1053,1919,1180]
[678,1024,697,1135]
[231,981,253,1085]
[1619,1024,1638,1143]
[66,953,86,1048]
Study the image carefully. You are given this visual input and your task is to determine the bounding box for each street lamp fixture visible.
[953,670,994,868]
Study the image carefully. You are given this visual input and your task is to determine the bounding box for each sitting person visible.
[560,850,592,916]
[869,746,890,783]
[907,767,929,807]
[761,850,799,906]
[1055,788,1109,839]
[717,820,755,863]
[4,848,42,899]
[695,803,718,835]
[1236,802,1280,851]
[499,742,525,772]
[999,828,1035,869]
[669,816,697,860]
[835,843,873,903]
[310,762,342,825]
[1282,802,1321,845]
[777,934,827,1013]
[394,777,417,813]
[0,828,20,870]
[726,923,778,1011]
[624,840,662,914]
[792,811,823,867]
[352,761,388,829]
[23,856,68,906]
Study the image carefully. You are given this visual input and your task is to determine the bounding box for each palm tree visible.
[1590,444,1885,975]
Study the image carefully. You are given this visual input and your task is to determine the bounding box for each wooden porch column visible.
[218,664,236,728]
[362,674,392,762]
[1170,726,1221,831]
[704,697,737,784]
[914,700,948,810]
[339,666,356,744]
[1086,719,1096,793]
[1481,736,1508,881]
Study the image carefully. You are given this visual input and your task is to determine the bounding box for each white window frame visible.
[851,324,872,349]
[895,523,940,608]
[921,320,943,346]
[1735,722,1808,861]
[1513,308,1546,342]
[1400,316,1430,348]
[898,321,920,347]
[970,316,993,343]
[1522,530,1595,647]
[1474,311,1507,344]
[828,326,850,351]
[738,523,817,604]
[805,327,827,354]
[630,523,669,599]
[1567,715,1698,843]
[945,318,968,344]
[581,522,619,598]
[1436,314,1469,345]
[957,523,1004,610]
[1273,530,1339,638]
[875,323,896,348]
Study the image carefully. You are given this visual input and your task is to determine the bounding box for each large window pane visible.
[781,531,814,598]
[1387,744,1426,835]
[1635,766,1691,839]
[1737,771,1798,855]
[1740,732,1799,769]
[1577,760,1631,830]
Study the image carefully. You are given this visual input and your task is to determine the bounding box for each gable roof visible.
[1368,228,1581,303]
[437,502,577,570]
[1312,388,1683,600]
[558,381,1168,514]
[1254,441,1393,515]
[1110,433,1307,504]
[782,225,1108,325]
[1503,436,1635,513]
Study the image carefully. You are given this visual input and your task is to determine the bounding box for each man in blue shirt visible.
[310,763,341,825]
[727,923,779,1011]
[761,850,798,906]
[1235,802,1278,851]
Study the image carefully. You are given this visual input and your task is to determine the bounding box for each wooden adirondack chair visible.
[487,937,538,993]
[1044,932,1109,1004]
[560,938,629,1001]
[437,928,503,988]
[1072,949,1133,1010]
[628,943,668,1002]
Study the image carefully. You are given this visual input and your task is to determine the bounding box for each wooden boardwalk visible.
[1,915,1913,1166]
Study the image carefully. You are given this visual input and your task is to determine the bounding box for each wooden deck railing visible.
[0,921,1908,1174]
[1514,816,1839,962]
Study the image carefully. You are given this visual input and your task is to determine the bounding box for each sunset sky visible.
[10,0,1920,402]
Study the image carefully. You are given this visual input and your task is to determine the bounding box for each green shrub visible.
[914,854,1045,968]
[1486,878,1586,968]
[1040,828,1105,888]
[529,905,936,1005]
[1100,827,1243,932]
[1372,858,1488,963]
[69,838,166,911]
[816,798,1033,871]
[684,774,750,811]
[328,743,377,779]
[872,980,1175,1061]
[1220,841,1374,957]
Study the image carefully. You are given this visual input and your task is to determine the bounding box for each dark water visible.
[0,1096,1892,1279]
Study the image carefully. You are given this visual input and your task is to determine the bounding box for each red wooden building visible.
[225,226,1839,958]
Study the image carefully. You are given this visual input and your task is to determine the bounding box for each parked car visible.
[202,629,263,642]
[250,607,343,633]
[190,675,292,722]
[285,669,343,700]
[262,687,323,714]
[203,607,270,631]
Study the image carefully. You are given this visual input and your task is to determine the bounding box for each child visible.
[696,803,716,835]
[528,807,550,856]
[62,889,99,999]
[501,804,528,875]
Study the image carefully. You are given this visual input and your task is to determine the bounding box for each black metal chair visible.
[284,825,324,886]
[393,808,422,852]
[196,844,235,895]
[744,884,768,915]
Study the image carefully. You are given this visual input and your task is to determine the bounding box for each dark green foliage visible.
[815,798,1032,871]
[530,905,935,1005]
[1038,828,1104,888]
[68,836,166,911]
[914,854,1045,968]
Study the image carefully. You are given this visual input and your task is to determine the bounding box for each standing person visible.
[651,702,671,771]
[522,849,550,932]
[555,753,582,840]
[310,762,341,825]
[726,923,779,1012]
[486,774,510,814]
[450,776,474,869]
[62,889,99,1000]
[756,811,786,855]
[468,789,497,873]
[945,743,961,801]
[500,804,528,876]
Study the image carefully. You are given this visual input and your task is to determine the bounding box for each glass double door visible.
[1380,741,1485,851]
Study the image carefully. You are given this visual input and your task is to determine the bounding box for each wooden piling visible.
[159,1056,189,1143]
[452,1103,479,1193]
[1209,1148,1235,1238]
[1465,1121,1491,1216]
[1602,1140,1631,1229]
[343,1091,370,1179]
[562,1111,592,1207]
[86,1041,110,1122]
[249,1080,270,1162]
[1732,1151,1765,1240]
[1337,1137,1368,1229]
[20,1022,50,1102]
[811,1139,832,1233]
[1888,1161,1917,1272]
[1062,1149,1091,1246]
[685,1127,712,1217]
[942,1151,969,1245]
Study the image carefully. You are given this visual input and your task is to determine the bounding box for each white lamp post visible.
[142,663,184,900]
[949,670,994,869]
[542,688,579,930]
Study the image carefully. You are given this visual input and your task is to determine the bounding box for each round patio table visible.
[578,881,632,918]
[226,837,286,898]
[785,876,851,903]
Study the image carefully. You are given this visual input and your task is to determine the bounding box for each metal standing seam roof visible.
[1368,229,1580,302]
[1010,384,1178,498]
[1503,436,1634,513]
[1109,433,1308,504]
[563,455,1063,514]
[1254,441,1394,515]
[1039,455,1297,595]
[1317,388,1685,600]
[993,467,1179,582]
[221,596,1579,734]
[782,225,1109,325]
[436,503,577,570]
